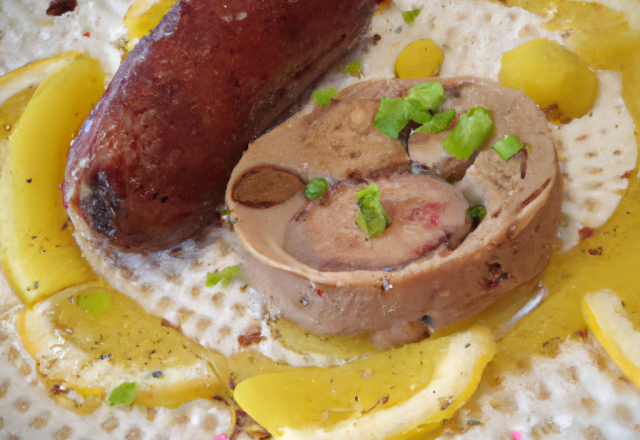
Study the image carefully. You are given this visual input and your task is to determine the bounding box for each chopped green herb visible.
[305,177,329,200]
[356,184,391,239]
[312,88,338,107]
[442,106,493,159]
[108,382,137,406]
[467,205,486,221]
[467,418,483,426]
[492,134,525,161]
[206,265,246,289]
[402,8,422,24]
[217,206,231,216]
[406,81,446,124]
[414,109,456,134]
[374,81,447,138]
[525,145,531,154]
[346,62,361,77]
[374,96,409,139]
[77,290,111,318]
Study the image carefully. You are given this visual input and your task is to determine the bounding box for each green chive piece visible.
[467,205,487,221]
[346,62,361,77]
[374,96,409,139]
[406,82,447,124]
[442,106,493,159]
[305,178,329,200]
[414,109,456,134]
[492,134,525,161]
[356,184,391,239]
[77,290,111,318]
[312,88,338,107]
[374,81,448,139]
[402,8,422,24]
[108,382,137,406]
[206,265,246,289]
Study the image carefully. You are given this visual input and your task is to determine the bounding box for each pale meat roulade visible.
[226,77,562,338]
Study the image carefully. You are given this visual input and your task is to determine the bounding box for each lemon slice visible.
[582,289,640,389]
[0,53,102,306]
[124,0,178,51]
[16,283,227,414]
[234,325,496,440]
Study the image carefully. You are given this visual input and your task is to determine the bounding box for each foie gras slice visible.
[226,77,561,337]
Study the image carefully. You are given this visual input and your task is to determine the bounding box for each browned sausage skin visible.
[64,0,378,251]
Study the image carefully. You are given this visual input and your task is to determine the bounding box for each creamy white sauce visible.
[555,71,637,251]
[0,0,639,438]
[0,0,132,79]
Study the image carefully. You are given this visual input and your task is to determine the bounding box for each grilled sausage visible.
[65,0,377,251]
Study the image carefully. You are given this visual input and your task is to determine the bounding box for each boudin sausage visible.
[64,0,377,251]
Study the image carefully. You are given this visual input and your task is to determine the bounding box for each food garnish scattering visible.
[2,0,640,437]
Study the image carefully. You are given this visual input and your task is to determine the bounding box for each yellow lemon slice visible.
[124,0,178,51]
[234,325,496,440]
[16,283,227,414]
[0,52,102,306]
[582,289,640,389]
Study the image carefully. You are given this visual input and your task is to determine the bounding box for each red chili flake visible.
[169,247,183,257]
[83,31,90,37]
[588,247,603,256]
[420,244,435,254]
[46,0,77,16]
[238,332,265,347]
[622,170,632,178]
[573,329,588,338]
[486,280,498,288]
[51,384,68,395]
[129,141,137,150]
[317,289,324,297]
[407,202,440,229]
[60,221,69,231]
[579,227,594,241]
[228,375,236,391]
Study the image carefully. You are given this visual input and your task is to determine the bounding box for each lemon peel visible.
[234,325,496,440]
[582,289,640,389]
[0,53,101,305]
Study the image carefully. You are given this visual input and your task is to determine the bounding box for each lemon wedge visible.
[124,0,178,51]
[582,289,640,389]
[16,283,227,414]
[234,325,496,440]
[0,52,102,306]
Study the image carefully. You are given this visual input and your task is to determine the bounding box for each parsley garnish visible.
[442,106,493,159]
[206,265,246,289]
[108,382,137,406]
[356,184,391,239]
[312,88,338,107]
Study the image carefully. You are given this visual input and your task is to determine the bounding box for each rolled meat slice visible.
[284,173,471,271]
[226,77,562,337]
[64,0,377,251]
